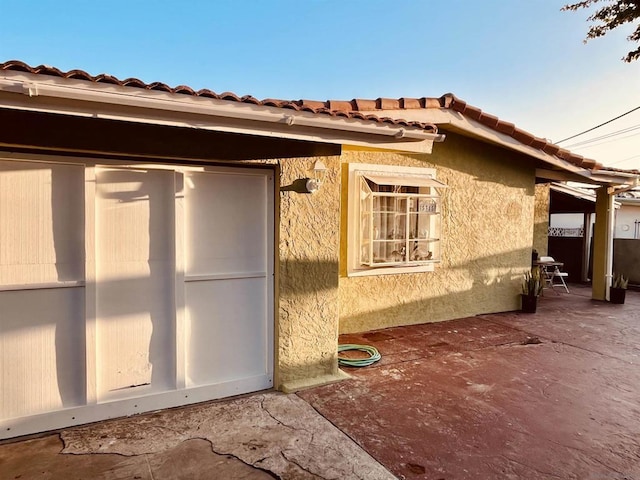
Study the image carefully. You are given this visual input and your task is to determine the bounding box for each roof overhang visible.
[430,110,630,185]
[550,182,621,213]
[366,107,639,188]
[0,70,444,155]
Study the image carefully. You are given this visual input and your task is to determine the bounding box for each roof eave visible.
[426,109,638,187]
[0,70,442,155]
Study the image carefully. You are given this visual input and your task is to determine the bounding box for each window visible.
[347,163,447,276]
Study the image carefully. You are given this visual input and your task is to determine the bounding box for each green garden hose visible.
[337,344,381,367]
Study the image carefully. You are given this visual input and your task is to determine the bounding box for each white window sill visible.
[347,262,437,277]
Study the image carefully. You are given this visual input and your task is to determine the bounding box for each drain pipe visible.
[605,192,615,301]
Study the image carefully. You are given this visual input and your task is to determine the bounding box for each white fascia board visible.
[550,182,598,202]
[549,181,620,208]
[0,72,441,154]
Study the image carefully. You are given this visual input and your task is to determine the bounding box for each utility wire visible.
[609,154,640,166]
[565,130,640,151]
[555,105,640,144]
[563,123,640,149]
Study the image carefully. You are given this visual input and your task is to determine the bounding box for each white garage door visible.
[0,159,274,439]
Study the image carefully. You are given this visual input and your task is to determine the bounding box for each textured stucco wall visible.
[339,132,537,334]
[276,156,342,387]
[533,183,550,257]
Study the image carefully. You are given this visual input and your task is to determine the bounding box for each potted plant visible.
[521,268,543,313]
[610,274,628,304]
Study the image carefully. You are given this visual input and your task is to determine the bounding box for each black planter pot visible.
[610,287,626,304]
[521,294,538,313]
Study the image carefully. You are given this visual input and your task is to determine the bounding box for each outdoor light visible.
[304,160,327,194]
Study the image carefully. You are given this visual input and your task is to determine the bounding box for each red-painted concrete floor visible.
[299,285,640,480]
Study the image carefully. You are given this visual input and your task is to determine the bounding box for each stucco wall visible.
[533,183,550,257]
[276,156,342,388]
[338,133,537,334]
[614,203,640,239]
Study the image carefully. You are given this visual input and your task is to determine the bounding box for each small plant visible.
[522,268,543,296]
[612,274,629,289]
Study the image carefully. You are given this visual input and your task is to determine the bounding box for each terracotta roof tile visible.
[600,165,640,174]
[479,112,500,129]
[0,60,437,134]
[327,100,354,112]
[542,144,561,156]
[379,98,400,110]
[299,99,326,110]
[581,158,597,170]
[529,137,548,150]
[512,128,534,146]
[495,120,516,136]
[400,98,421,109]
[196,88,219,99]
[67,70,94,81]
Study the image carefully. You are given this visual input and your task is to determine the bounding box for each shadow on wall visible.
[0,165,177,413]
[279,258,340,294]
[338,245,535,333]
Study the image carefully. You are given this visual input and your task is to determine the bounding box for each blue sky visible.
[1,0,638,169]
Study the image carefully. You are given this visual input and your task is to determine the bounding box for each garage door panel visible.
[0,160,84,285]
[96,168,176,401]
[0,287,85,420]
[185,172,268,275]
[185,277,268,387]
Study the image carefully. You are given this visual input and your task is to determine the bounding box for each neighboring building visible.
[0,60,637,439]
[615,190,640,239]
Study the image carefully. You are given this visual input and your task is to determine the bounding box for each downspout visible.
[582,212,593,283]
[605,192,615,301]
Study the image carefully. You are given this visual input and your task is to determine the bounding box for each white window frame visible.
[347,163,447,277]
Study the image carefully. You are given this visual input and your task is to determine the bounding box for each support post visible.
[592,187,614,300]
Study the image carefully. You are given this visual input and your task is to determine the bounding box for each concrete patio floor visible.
[2,285,639,479]
[300,285,640,480]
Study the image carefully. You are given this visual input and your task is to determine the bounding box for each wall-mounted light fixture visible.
[304,160,327,194]
[280,160,328,194]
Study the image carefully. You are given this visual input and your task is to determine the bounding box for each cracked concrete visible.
[58,393,395,480]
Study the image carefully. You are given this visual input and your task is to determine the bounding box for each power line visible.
[608,154,640,166]
[555,105,640,144]
[566,130,640,151]
[563,123,640,149]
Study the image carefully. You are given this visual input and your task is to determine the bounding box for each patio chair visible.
[538,256,569,293]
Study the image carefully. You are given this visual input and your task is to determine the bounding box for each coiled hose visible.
[337,344,381,367]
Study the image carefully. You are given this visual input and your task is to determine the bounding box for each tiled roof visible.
[599,165,640,175]
[299,94,603,171]
[2,60,636,174]
[0,60,437,134]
